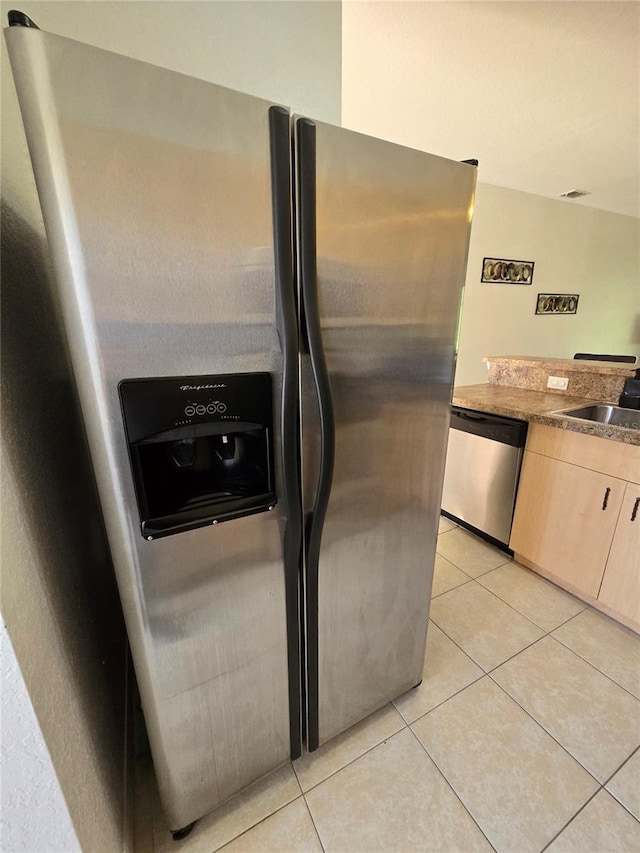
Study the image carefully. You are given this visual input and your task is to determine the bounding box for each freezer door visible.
[296,118,476,748]
[5,25,300,830]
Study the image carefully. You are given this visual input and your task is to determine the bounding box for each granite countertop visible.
[452,383,640,447]
[483,355,637,378]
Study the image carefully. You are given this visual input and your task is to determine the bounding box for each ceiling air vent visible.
[558,189,591,199]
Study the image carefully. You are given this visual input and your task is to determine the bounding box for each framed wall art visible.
[535,294,579,315]
[482,257,534,284]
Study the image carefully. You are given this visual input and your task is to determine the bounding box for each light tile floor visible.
[136,517,640,852]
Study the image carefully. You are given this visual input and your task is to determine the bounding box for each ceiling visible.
[342,1,640,218]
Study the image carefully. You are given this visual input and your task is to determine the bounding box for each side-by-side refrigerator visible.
[5,14,476,837]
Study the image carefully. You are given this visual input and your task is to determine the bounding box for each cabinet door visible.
[510,451,625,598]
[598,483,640,627]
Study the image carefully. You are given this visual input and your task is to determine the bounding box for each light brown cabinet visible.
[510,424,640,633]
[598,483,640,626]
[510,452,625,598]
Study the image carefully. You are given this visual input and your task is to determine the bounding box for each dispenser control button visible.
[195,405,206,415]
[217,403,227,413]
[206,403,217,414]
[184,405,195,416]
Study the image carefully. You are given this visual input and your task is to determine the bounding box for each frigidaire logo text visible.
[180,383,226,391]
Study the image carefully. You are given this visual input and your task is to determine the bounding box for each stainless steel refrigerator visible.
[5,13,476,837]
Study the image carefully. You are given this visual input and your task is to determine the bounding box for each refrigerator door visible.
[296,118,476,748]
[6,26,300,830]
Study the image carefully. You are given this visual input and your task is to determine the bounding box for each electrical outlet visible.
[547,375,569,390]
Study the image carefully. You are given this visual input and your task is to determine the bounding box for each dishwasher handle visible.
[450,406,528,448]
[457,411,490,423]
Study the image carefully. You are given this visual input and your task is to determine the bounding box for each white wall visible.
[0,624,80,853]
[456,183,640,386]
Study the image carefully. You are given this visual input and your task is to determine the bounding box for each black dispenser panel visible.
[119,373,276,539]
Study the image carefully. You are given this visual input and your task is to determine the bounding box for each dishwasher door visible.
[441,408,527,548]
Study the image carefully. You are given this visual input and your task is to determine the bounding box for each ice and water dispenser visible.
[119,373,276,539]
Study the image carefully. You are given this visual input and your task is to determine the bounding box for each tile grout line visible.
[485,632,553,675]
[301,792,326,853]
[212,794,305,853]
[423,616,487,665]
[601,743,639,786]
[438,543,591,636]
[429,605,639,840]
[408,659,604,852]
[438,519,512,565]
[435,552,512,583]
[406,725,498,852]
[543,632,640,702]
[538,785,603,852]
[551,626,640,702]
[486,669,605,788]
[430,576,473,599]
[604,792,640,827]
[597,745,640,825]
[429,609,546,678]
[430,595,554,683]
[407,637,605,839]
[431,576,548,649]
[295,760,304,794]
[543,606,588,635]
[433,523,640,844]
[396,669,484,728]
[466,575,554,634]
[446,543,639,700]
[208,765,303,852]
[476,576,588,634]
[430,572,622,682]
[295,716,409,796]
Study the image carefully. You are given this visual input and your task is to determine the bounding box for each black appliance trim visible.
[269,105,303,760]
[119,372,275,537]
[135,421,263,445]
[573,353,637,364]
[296,116,336,752]
[441,509,515,556]
[449,406,527,448]
[141,492,277,539]
[8,10,39,27]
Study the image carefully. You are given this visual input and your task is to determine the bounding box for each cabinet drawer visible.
[526,424,640,482]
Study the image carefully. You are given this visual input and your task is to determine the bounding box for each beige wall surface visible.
[3,0,342,123]
[1,2,342,850]
[341,1,639,219]
[455,183,640,386]
[340,1,639,388]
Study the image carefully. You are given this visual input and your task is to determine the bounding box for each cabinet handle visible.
[632,497,640,522]
[602,487,611,510]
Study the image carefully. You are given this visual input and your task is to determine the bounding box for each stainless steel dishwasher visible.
[441,407,528,549]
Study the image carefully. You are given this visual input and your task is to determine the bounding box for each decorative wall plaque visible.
[482,257,534,284]
[535,293,579,315]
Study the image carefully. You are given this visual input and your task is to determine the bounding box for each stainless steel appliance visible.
[5,13,476,837]
[441,407,528,549]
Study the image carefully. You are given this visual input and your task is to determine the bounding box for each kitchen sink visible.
[553,404,640,430]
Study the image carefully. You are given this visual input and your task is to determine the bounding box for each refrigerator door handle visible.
[296,117,336,750]
[269,106,302,760]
